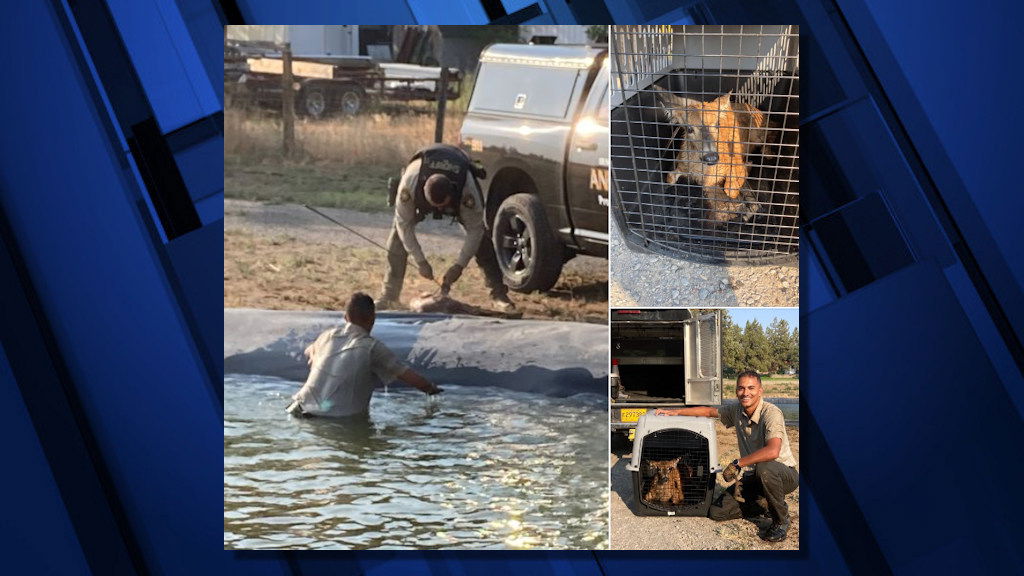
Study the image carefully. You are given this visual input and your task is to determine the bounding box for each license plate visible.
[621,408,647,422]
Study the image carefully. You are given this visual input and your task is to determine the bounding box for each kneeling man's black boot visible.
[762,522,788,542]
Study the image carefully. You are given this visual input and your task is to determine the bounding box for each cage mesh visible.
[698,316,718,378]
[638,428,712,513]
[610,25,799,263]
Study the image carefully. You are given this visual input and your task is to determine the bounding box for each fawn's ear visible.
[713,91,734,111]
[670,456,682,466]
[653,85,701,124]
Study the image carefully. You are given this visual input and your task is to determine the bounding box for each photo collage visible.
[224,24,799,551]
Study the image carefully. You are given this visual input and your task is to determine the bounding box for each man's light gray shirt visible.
[292,323,407,417]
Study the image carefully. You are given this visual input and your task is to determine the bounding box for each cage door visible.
[685,312,722,405]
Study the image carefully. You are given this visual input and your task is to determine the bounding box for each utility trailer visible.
[610,308,722,441]
[225,40,463,119]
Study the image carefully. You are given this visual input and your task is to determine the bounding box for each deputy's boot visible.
[376,293,403,310]
[490,292,516,312]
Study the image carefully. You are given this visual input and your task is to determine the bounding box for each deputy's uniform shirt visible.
[394,158,486,270]
[719,398,797,469]
[291,323,407,417]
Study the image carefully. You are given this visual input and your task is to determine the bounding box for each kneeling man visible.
[657,370,798,542]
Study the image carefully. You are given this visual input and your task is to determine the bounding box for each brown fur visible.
[655,87,768,222]
[643,457,688,505]
[408,292,522,319]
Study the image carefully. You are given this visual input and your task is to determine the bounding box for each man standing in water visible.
[286,292,441,418]
[656,370,798,542]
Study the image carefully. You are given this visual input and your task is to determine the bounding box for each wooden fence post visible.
[281,42,296,157]
[434,67,448,143]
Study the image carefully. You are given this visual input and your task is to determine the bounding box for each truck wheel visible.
[301,86,329,119]
[339,88,363,116]
[492,193,564,293]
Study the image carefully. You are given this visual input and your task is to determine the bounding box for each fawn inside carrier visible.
[627,413,720,516]
[610,25,799,263]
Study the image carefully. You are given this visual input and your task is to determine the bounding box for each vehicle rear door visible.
[684,312,723,405]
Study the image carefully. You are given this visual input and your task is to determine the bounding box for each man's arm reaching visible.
[655,406,719,418]
[396,368,442,395]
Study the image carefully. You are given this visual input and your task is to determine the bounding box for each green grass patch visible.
[225,159,395,213]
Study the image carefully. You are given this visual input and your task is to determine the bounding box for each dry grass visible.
[225,107,467,211]
[224,108,464,167]
[761,377,799,398]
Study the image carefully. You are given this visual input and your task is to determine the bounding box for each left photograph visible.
[223,25,610,550]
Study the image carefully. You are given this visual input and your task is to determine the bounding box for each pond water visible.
[224,374,609,550]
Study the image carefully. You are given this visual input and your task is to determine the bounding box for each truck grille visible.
[610,25,799,263]
[635,428,714,514]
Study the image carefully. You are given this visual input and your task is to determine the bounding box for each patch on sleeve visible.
[462,194,476,209]
[399,190,411,203]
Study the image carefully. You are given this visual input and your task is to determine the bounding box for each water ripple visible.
[224,374,608,549]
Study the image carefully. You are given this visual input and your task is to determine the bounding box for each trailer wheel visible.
[339,88,363,116]
[300,86,329,119]
[492,193,564,293]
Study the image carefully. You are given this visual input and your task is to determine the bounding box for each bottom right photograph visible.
[609,308,799,550]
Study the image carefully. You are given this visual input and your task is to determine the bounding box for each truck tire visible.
[300,85,329,119]
[492,193,564,293]
[338,87,363,116]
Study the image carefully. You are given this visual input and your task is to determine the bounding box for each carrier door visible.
[684,313,722,405]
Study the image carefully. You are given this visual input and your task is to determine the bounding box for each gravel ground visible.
[610,421,800,550]
[609,216,798,307]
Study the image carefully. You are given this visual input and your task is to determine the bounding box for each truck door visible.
[565,62,610,255]
[684,313,723,405]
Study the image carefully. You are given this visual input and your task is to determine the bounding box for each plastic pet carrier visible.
[626,413,720,516]
[610,25,799,263]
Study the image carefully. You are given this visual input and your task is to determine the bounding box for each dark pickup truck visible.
[460,44,609,293]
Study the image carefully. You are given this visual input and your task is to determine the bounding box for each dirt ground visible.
[610,421,800,550]
[224,199,608,323]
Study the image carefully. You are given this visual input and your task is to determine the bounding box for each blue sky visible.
[724,307,799,329]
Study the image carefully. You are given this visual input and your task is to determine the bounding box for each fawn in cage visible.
[652,85,774,226]
[642,456,696,506]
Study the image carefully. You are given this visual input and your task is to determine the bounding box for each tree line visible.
[721,311,799,376]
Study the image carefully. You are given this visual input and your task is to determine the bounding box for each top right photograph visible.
[609,25,799,307]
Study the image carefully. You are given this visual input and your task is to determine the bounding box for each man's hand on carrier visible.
[417,260,434,280]
[442,263,464,287]
[723,459,742,482]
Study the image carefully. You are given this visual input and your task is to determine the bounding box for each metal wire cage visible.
[610,25,799,263]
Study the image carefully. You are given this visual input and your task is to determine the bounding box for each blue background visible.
[1,0,1021,573]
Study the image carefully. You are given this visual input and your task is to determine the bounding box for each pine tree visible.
[742,319,771,374]
[767,318,792,374]
[789,326,800,374]
[721,310,743,376]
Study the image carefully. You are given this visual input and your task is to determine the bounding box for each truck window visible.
[471,63,581,119]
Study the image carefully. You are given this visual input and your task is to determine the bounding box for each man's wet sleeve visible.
[764,405,787,441]
[455,179,486,268]
[370,341,408,384]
